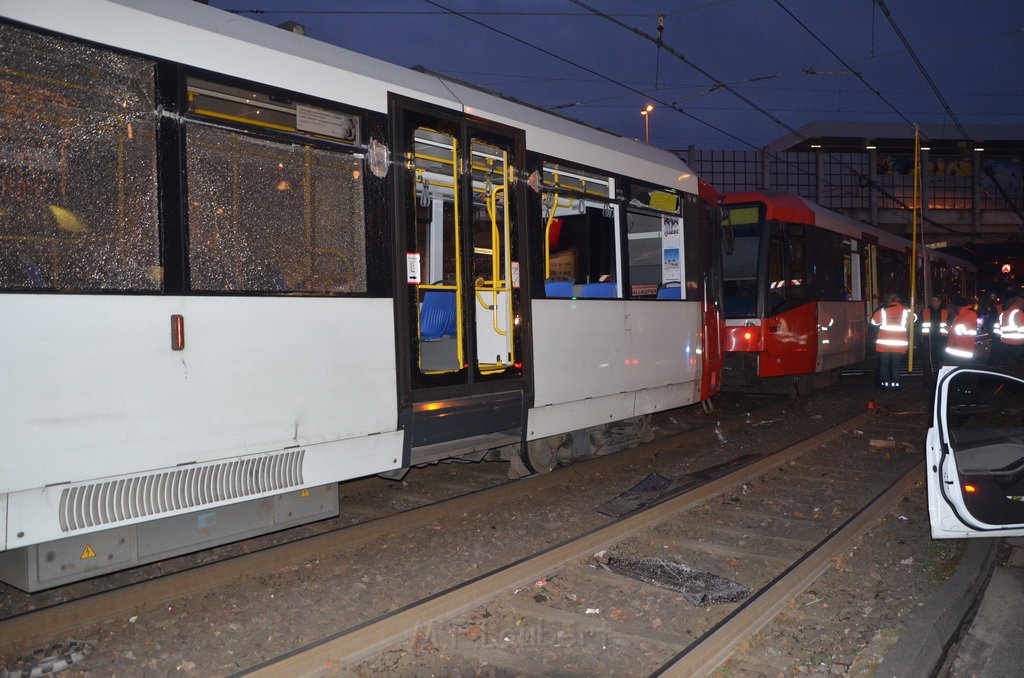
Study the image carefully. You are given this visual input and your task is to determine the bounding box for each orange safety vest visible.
[998,308,1024,346]
[871,303,911,354]
[946,308,979,359]
[920,307,949,337]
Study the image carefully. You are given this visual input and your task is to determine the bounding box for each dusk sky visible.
[207,1,1023,151]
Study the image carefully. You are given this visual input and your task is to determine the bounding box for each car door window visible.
[942,370,1024,526]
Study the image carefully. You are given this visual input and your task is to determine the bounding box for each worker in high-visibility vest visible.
[870,293,912,391]
[945,297,979,365]
[996,296,1024,372]
[919,295,949,388]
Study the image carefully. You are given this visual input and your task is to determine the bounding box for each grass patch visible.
[924,539,967,584]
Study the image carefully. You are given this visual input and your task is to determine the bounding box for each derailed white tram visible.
[0,0,723,590]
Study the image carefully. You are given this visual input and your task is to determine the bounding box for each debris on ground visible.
[599,555,752,607]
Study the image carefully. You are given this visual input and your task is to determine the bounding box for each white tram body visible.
[0,0,720,590]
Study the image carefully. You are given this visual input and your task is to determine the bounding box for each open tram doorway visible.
[391,100,527,464]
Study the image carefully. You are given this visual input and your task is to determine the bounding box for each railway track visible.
[0,387,923,677]
[237,407,922,677]
[0,394,784,654]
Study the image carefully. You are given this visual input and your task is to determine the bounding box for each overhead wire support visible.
[654,13,665,89]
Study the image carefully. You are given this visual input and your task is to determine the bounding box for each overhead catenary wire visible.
[772,0,921,138]
[564,0,967,237]
[872,0,988,225]
[873,0,972,141]
[229,0,772,153]
[421,4,909,230]
[234,0,991,241]
[415,0,755,150]
[567,0,800,140]
[422,0,875,209]
[559,0,885,206]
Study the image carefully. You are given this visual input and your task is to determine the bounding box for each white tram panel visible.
[815,301,867,372]
[1,295,402,549]
[0,0,709,550]
[528,300,702,440]
[0,0,463,118]
[804,199,909,251]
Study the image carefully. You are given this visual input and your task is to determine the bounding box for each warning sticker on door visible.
[406,252,421,284]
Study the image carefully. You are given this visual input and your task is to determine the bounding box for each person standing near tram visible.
[919,295,949,388]
[945,297,979,366]
[870,293,913,391]
[996,296,1024,373]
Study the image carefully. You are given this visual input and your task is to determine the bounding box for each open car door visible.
[928,365,1024,538]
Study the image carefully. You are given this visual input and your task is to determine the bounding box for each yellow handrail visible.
[191,107,295,133]
[544,193,559,279]
[483,182,509,337]
[473,153,515,372]
[413,150,456,167]
[543,194,577,278]
[414,129,464,375]
[502,161,514,365]
[487,185,503,293]
[450,137,464,371]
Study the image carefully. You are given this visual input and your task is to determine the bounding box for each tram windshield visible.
[721,205,763,318]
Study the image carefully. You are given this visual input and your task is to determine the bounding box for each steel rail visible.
[0,399,777,653]
[655,460,923,676]
[238,409,878,676]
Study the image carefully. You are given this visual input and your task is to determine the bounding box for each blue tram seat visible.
[545,279,573,298]
[579,281,617,298]
[656,284,682,300]
[420,290,457,340]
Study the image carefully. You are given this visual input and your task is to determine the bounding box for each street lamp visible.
[641,104,653,144]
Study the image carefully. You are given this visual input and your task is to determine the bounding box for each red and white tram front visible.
[719,192,866,388]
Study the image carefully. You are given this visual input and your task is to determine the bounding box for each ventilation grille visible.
[59,449,305,532]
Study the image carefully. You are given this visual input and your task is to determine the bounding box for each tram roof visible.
[1,0,698,196]
[724,192,974,271]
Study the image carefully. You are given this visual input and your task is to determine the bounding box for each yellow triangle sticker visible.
[80,544,96,560]
[299,489,311,498]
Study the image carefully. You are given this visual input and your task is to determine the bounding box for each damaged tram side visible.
[0,0,724,590]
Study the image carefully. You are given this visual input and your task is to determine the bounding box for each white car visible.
[927,365,1024,538]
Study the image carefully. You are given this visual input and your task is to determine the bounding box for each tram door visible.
[393,102,526,455]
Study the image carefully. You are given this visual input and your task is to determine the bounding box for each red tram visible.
[719,192,975,390]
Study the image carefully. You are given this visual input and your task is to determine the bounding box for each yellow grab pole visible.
[543,193,559,279]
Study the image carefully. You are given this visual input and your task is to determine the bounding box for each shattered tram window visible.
[185,125,367,294]
[0,23,160,292]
